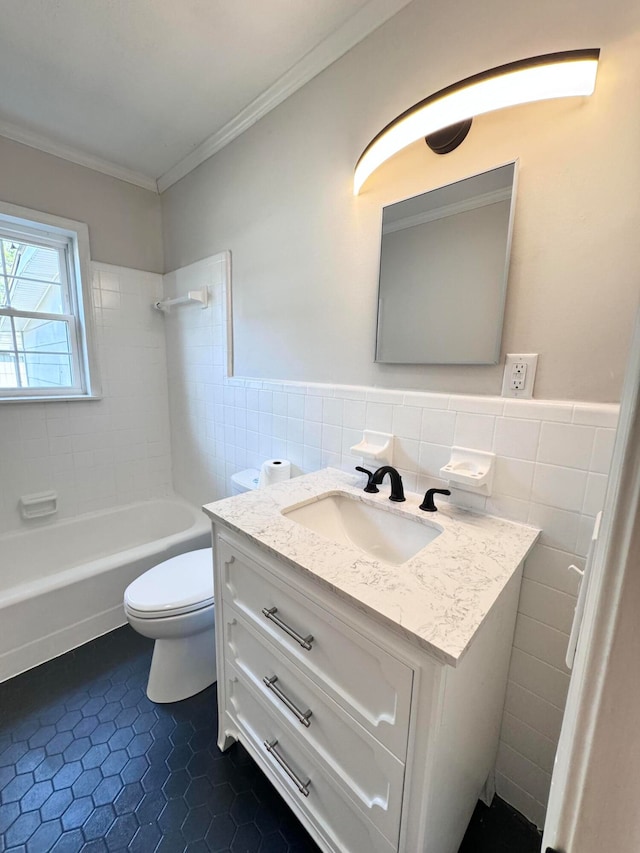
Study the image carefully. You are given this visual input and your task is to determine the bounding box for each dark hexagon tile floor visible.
[0,627,320,853]
[0,626,541,853]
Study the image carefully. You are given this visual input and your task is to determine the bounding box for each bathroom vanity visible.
[203,469,539,853]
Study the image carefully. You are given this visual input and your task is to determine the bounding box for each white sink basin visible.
[282,493,441,566]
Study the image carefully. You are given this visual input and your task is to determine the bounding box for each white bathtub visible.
[0,497,211,682]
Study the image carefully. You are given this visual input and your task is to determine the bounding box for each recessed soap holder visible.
[440,447,495,495]
[20,490,58,520]
[350,430,394,466]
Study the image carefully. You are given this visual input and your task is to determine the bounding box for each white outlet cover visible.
[502,353,538,398]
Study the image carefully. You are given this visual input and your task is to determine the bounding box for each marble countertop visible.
[203,468,539,665]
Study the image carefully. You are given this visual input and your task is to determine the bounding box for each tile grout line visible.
[506,679,566,715]
[510,646,572,679]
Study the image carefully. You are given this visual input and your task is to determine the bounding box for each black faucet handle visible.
[355,466,380,494]
[419,488,451,512]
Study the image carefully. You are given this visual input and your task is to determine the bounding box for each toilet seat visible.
[124,548,214,619]
[125,598,214,619]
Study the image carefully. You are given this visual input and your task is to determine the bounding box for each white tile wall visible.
[162,256,619,829]
[0,263,173,534]
[163,255,230,508]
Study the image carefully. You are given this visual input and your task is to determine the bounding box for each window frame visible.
[0,201,101,403]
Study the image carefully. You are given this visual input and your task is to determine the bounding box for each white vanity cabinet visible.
[211,524,524,853]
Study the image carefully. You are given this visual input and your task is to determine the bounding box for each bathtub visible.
[0,497,211,682]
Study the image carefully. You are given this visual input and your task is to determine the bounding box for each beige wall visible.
[0,136,163,273]
[161,0,640,403]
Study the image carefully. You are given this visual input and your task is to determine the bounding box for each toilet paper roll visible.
[258,459,291,489]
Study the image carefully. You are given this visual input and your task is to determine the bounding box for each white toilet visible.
[230,467,260,495]
[124,548,216,703]
[124,470,260,703]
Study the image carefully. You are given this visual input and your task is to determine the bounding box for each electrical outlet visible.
[502,354,538,398]
[511,361,527,391]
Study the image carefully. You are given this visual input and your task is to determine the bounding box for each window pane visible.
[2,240,61,280]
[0,240,10,308]
[0,240,18,309]
[0,319,14,352]
[19,352,73,388]
[0,316,74,390]
[0,353,20,388]
[6,277,64,314]
[1,239,65,313]
[13,317,72,354]
[0,315,20,388]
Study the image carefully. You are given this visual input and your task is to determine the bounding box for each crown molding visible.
[0,118,159,193]
[0,0,412,194]
[156,0,414,193]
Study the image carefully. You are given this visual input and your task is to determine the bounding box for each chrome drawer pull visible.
[263,676,312,727]
[261,607,314,650]
[263,739,310,797]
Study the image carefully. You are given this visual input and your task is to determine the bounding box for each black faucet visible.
[419,488,451,512]
[356,465,405,502]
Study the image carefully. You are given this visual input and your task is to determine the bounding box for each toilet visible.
[230,467,260,495]
[124,470,260,703]
[124,548,216,703]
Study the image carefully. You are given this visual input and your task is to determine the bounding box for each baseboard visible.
[0,604,127,683]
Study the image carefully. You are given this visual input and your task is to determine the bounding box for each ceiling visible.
[0,0,413,192]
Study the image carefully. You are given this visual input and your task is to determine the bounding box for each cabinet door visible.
[225,606,404,843]
[218,534,413,759]
[225,672,397,853]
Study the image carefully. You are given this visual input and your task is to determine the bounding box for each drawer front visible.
[218,534,412,759]
[225,606,404,843]
[225,672,397,853]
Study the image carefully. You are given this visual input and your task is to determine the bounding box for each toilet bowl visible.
[124,548,217,703]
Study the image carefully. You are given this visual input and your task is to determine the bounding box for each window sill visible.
[0,394,103,404]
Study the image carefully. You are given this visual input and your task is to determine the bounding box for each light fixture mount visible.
[425,118,473,154]
[354,48,600,193]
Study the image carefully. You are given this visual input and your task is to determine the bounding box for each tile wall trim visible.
[228,375,619,425]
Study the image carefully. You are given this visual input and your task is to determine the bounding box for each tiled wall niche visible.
[163,255,618,827]
[0,263,173,535]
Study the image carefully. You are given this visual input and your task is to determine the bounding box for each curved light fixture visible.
[354,49,600,195]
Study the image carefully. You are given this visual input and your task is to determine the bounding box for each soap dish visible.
[440,447,495,495]
[20,490,58,520]
[350,430,394,466]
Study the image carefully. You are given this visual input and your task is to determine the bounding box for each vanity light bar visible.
[353,49,600,195]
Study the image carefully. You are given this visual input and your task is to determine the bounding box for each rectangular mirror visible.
[375,162,517,364]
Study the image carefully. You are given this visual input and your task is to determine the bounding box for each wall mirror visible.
[375,162,517,365]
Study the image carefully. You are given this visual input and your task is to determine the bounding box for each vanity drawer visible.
[226,671,397,853]
[224,605,404,843]
[217,534,413,759]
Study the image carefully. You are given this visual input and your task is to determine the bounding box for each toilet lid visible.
[124,548,214,617]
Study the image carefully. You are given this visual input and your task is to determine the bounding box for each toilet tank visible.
[230,468,260,495]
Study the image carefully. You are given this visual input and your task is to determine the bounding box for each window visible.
[0,203,99,400]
